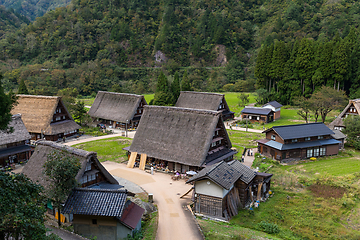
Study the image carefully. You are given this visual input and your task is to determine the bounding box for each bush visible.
[255,221,280,234]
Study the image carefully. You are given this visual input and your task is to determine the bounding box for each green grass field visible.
[73,136,131,162]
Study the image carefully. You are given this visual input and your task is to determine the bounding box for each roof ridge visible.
[73,187,127,193]
[17,94,60,99]
[36,140,96,158]
[144,105,220,115]
[98,91,142,98]
[180,91,224,97]
[272,122,323,129]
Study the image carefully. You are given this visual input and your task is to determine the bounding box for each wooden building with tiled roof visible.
[88,91,147,129]
[11,95,80,141]
[127,106,237,173]
[0,114,32,168]
[175,91,234,120]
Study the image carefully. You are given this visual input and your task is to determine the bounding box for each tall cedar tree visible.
[170,71,180,104]
[43,149,81,227]
[0,172,47,240]
[181,70,191,91]
[17,79,29,94]
[73,100,87,125]
[0,74,17,130]
[152,71,172,106]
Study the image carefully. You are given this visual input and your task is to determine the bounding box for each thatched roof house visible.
[329,98,360,130]
[88,91,147,129]
[11,95,80,141]
[22,140,118,191]
[175,91,234,120]
[128,106,236,172]
[0,114,32,167]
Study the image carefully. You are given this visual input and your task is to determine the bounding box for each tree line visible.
[255,27,360,105]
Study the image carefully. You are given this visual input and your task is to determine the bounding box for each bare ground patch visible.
[309,184,346,199]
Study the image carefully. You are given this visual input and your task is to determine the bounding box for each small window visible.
[305,137,311,141]
[257,116,260,120]
[271,135,276,140]
[318,136,324,139]
[92,219,97,225]
[292,139,298,143]
[249,116,252,119]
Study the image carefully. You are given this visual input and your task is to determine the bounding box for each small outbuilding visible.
[187,160,272,220]
[262,101,283,120]
[63,188,144,240]
[88,91,147,129]
[0,114,32,168]
[175,91,234,120]
[240,107,274,123]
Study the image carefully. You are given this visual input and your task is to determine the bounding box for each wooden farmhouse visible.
[329,98,360,130]
[63,188,144,240]
[11,95,80,141]
[0,114,32,168]
[262,101,282,120]
[88,91,147,129]
[175,91,234,121]
[257,123,340,161]
[187,160,272,220]
[240,107,274,123]
[127,106,237,173]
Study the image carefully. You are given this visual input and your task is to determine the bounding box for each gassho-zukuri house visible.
[88,91,147,129]
[11,95,80,141]
[0,114,32,168]
[329,98,360,130]
[175,91,235,121]
[126,106,237,173]
[257,123,340,161]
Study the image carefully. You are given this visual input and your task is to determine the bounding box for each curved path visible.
[102,161,204,240]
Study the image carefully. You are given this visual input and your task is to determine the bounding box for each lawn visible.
[223,92,257,116]
[73,136,131,163]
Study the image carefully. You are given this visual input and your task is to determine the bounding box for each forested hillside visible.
[1,0,360,99]
[0,5,29,37]
[0,0,71,20]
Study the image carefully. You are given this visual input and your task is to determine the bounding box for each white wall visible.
[195,179,225,198]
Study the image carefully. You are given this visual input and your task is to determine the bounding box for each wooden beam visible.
[257,182,263,201]
[139,153,147,170]
[127,152,137,168]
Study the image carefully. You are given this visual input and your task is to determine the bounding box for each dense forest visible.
[1,0,360,100]
[0,5,29,37]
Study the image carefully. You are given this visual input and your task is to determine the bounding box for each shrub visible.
[255,221,280,234]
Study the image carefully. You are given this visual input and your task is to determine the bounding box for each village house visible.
[175,91,234,120]
[187,160,272,220]
[127,106,237,173]
[88,91,147,129]
[0,114,32,169]
[63,188,144,240]
[257,123,340,161]
[240,107,274,123]
[329,98,360,130]
[11,95,80,141]
[262,101,283,120]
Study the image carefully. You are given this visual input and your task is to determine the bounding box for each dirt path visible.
[64,131,136,146]
[102,161,204,240]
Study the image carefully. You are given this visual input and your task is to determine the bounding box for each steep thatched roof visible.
[11,95,80,135]
[329,99,360,129]
[129,106,232,167]
[88,91,146,123]
[22,140,118,191]
[175,91,228,111]
[0,114,30,145]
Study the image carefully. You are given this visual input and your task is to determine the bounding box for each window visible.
[92,219,97,225]
[320,147,326,156]
[85,162,91,171]
[318,136,324,139]
[271,135,276,140]
[211,142,216,147]
[56,117,61,121]
[249,116,252,119]
[305,137,311,141]
[307,149,313,158]
[314,148,319,157]
[139,109,142,113]
[257,116,260,120]
[292,139,298,143]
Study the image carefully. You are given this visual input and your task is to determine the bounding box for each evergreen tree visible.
[296,38,314,96]
[152,71,172,106]
[0,74,17,130]
[181,70,191,91]
[170,71,180,104]
[73,100,87,125]
[18,79,29,94]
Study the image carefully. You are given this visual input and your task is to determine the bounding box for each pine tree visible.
[181,70,191,91]
[0,74,17,130]
[18,79,29,94]
[152,71,172,106]
[170,71,180,104]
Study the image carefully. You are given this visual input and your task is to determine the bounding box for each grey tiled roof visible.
[62,188,127,217]
[229,160,256,184]
[263,101,283,108]
[241,107,272,115]
[268,122,334,140]
[263,139,340,151]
